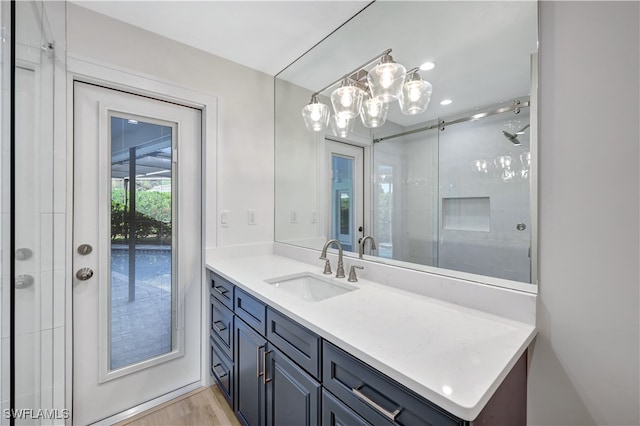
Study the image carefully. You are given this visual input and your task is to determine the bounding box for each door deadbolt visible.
[516,223,527,231]
[76,267,94,281]
[77,244,93,255]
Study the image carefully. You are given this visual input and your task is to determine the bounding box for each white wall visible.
[529,2,640,425]
[67,4,275,247]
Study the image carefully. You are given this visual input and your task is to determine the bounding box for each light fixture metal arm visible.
[312,48,393,97]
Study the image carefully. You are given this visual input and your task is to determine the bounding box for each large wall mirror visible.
[275,1,538,292]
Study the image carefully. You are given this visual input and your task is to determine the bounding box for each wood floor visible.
[114,386,241,426]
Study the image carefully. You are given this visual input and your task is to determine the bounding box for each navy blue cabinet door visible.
[265,347,321,426]
[235,318,267,426]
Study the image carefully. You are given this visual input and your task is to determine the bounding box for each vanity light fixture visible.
[399,70,433,115]
[367,52,406,103]
[360,89,389,128]
[330,113,354,138]
[301,94,330,132]
[330,78,365,119]
[301,48,433,133]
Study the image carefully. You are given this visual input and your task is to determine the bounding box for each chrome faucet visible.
[359,236,377,259]
[319,239,345,278]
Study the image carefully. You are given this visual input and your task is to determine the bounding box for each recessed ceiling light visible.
[420,61,436,71]
[440,99,453,106]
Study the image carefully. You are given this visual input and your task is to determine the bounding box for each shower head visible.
[502,124,529,146]
[502,130,522,146]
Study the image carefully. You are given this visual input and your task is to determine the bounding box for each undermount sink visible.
[264,273,358,302]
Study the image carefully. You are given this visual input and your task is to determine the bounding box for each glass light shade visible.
[301,95,330,132]
[330,114,354,138]
[330,80,364,119]
[367,54,406,103]
[360,96,389,128]
[399,73,433,115]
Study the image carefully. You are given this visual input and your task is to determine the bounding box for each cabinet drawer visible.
[322,389,371,426]
[210,337,234,407]
[235,288,266,335]
[209,269,234,310]
[211,295,234,359]
[323,342,464,426]
[266,307,321,380]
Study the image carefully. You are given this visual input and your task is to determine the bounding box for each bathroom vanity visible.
[206,246,536,425]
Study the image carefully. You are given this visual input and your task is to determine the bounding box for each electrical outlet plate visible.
[248,209,256,225]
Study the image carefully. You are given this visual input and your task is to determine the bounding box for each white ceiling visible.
[72,0,372,76]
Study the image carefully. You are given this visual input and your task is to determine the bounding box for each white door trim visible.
[66,56,219,424]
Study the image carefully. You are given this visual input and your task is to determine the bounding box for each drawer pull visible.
[352,386,401,421]
[256,345,265,378]
[213,320,227,333]
[212,363,228,378]
[263,350,273,384]
[214,285,229,296]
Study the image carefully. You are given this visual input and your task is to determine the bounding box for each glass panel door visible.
[331,155,354,251]
[109,115,175,370]
[326,140,364,253]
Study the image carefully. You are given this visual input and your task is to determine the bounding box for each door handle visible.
[15,274,34,289]
[76,267,94,281]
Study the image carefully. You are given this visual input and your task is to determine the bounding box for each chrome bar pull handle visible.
[351,386,402,421]
[213,320,227,333]
[214,285,228,296]
[212,363,228,378]
[256,345,265,378]
[263,350,273,384]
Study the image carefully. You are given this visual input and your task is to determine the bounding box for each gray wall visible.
[530,2,639,425]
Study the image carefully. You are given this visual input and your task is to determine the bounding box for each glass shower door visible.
[8,1,63,424]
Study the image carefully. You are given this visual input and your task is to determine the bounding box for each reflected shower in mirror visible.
[274,1,538,290]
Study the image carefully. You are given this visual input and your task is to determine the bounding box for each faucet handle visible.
[321,258,332,275]
[348,265,364,282]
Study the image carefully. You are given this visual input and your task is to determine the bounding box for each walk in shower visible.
[373,102,532,282]
[1,1,66,424]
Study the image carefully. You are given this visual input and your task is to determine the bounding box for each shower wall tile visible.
[14,271,38,337]
[52,271,64,329]
[39,124,54,214]
[52,214,65,272]
[0,276,7,339]
[40,329,54,403]
[40,270,54,331]
[40,213,54,273]
[52,143,67,215]
[14,331,38,408]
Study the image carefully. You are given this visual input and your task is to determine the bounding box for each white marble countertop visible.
[205,250,536,421]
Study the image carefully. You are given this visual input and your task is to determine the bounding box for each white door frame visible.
[324,139,366,252]
[66,55,218,424]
